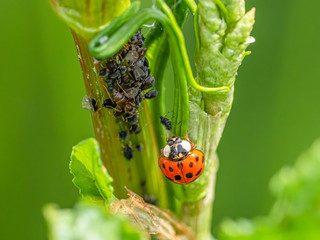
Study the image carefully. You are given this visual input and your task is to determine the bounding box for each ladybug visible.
[158,135,205,184]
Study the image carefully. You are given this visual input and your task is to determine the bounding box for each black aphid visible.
[160,116,172,130]
[130,124,141,134]
[110,71,121,79]
[144,195,158,206]
[107,86,114,92]
[141,76,155,90]
[105,78,112,85]
[99,68,109,77]
[136,144,143,151]
[119,131,128,140]
[127,114,138,125]
[144,58,149,67]
[120,66,127,74]
[103,99,117,109]
[145,89,158,99]
[91,99,98,112]
[124,145,133,160]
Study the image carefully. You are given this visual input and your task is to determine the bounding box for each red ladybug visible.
[158,135,205,184]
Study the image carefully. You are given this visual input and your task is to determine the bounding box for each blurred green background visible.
[1,0,320,239]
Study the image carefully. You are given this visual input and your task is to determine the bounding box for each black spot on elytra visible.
[162,164,165,169]
[196,168,202,176]
[169,167,173,172]
[202,156,205,163]
[195,156,199,162]
[174,175,182,181]
[166,176,173,181]
[186,173,193,178]
[189,162,193,167]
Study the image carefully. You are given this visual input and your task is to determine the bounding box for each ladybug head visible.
[163,137,192,160]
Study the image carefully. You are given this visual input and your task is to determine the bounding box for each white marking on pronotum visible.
[163,145,171,158]
[180,140,191,152]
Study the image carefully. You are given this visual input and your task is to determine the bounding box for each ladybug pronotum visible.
[158,135,205,184]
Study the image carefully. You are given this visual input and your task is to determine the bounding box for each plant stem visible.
[71,31,169,208]
[177,0,255,237]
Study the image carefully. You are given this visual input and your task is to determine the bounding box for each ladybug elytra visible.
[159,135,205,184]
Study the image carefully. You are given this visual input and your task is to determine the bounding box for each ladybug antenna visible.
[164,110,174,118]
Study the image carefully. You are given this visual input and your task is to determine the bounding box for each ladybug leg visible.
[191,145,197,151]
[184,131,198,151]
[185,131,195,145]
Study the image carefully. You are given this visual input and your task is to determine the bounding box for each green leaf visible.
[49,0,131,39]
[219,139,320,240]
[70,138,116,203]
[44,202,147,240]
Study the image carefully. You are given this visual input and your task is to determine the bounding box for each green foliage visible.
[195,0,255,92]
[219,139,320,240]
[44,202,147,240]
[49,0,130,38]
[70,138,116,204]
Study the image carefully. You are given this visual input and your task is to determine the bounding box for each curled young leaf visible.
[70,138,116,204]
[49,0,131,38]
[44,202,147,240]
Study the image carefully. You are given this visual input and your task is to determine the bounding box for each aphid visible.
[119,131,128,140]
[103,98,117,109]
[144,194,158,206]
[144,58,149,67]
[124,145,134,160]
[135,94,142,107]
[138,48,147,58]
[145,89,158,99]
[160,116,172,130]
[136,144,143,151]
[126,87,139,99]
[141,76,155,90]
[105,78,112,85]
[130,124,141,134]
[114,109,124,117]
[159,134,205,184]
[113,90,127,108]
[127,114,138,125]
[120,66,127,74]
[99,68,109,77]
[110,71,121,79]
[107,86,114,92]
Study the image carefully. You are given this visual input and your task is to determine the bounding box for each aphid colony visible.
[97,30,156,160]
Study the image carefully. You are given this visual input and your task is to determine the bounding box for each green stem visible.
[71,31,169,208]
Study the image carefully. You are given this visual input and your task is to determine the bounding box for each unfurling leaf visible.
[43,202,147,240]
[49,0,130,38]
[70,138,116,204]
